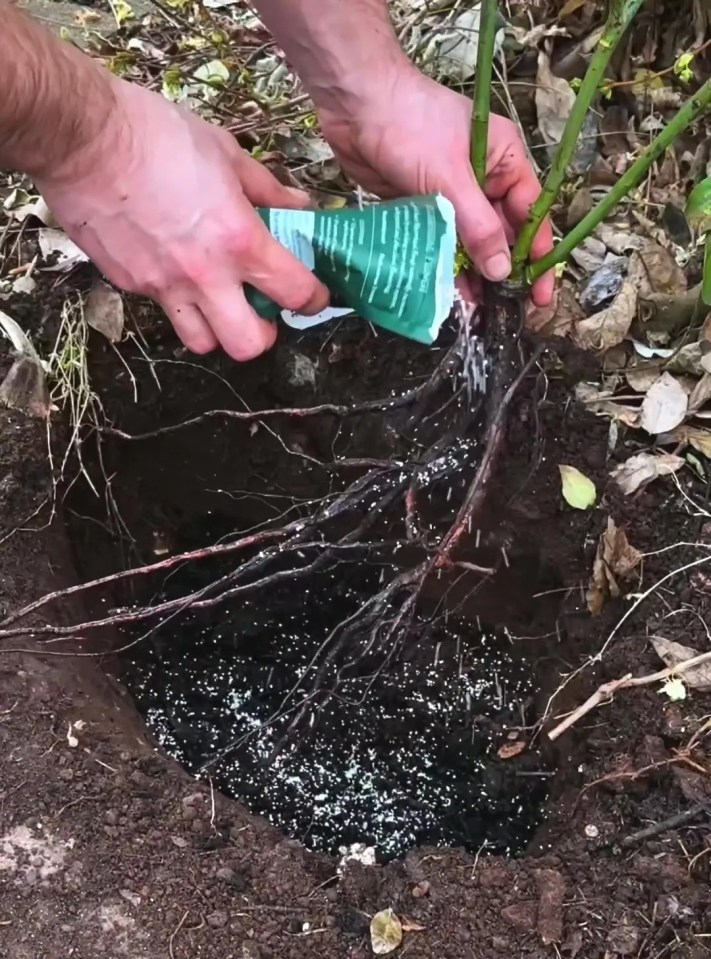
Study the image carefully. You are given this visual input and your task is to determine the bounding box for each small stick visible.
[548,649,711,741]
[617,804,707,848]
[168,910,189,959]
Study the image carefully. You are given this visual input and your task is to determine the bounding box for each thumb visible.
[450,170,512,283]
[238,153,312,210]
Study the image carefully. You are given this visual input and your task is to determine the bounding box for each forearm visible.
[0,1,115,179]
[251,0,413,115]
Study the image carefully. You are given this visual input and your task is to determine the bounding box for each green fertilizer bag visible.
[245,194,457,346]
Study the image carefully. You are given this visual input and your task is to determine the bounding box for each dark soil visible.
[1,299,711,959]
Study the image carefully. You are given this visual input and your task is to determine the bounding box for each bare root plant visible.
[0,299,541,735]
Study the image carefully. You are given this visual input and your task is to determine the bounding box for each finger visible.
[199,285,277,362]
[161,300,218,355]
[237,152,312,210]
[455,270,481,306]
[500,173,555,307]
[448,168,511,282]
[528,217,556,307]
[240,213,330,316]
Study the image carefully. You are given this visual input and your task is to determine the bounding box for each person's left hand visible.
[318,68,555,307]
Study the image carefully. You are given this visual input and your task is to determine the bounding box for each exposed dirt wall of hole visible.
[2,337,711,958]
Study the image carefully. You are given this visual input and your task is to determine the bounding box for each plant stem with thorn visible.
[471,0,499,189]
[529,76,711,281]
[510,0,645,283]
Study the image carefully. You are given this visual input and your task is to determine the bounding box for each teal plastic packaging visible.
[245,194,456,345]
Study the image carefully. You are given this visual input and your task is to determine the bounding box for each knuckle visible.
[226,225,256,260]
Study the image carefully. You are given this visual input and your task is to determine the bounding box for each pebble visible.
[207,910,228,929]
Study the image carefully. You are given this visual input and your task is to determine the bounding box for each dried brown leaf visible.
[575,244,668,350]
[661,424,711,458]
[610,451,684,495]
[625,362,663,393]
[634,243,686,295]
[639,373,688,434]
[535,51,575,147]
[527,281,584,337]
[690,373,711,412]
[558,0,587,16]
[651,637,711,690]
[664,342,704,376]
[85,279,125,343]
[575,382,639,427]
[570,235,607,274]
[0,356,52,419]
[586,518,642,615]
[497,741,527,759]
[567,188,594,228]
[574,277,638,351]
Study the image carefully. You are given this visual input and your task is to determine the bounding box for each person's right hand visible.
[35,79,329,360]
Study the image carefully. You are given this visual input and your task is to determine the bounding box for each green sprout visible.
[685,177,711,306]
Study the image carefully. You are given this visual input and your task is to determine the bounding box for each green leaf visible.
[685,177,711,234]
[162,67,184,102]
[370,909,403,955]
[703,234,711,306]
[558,465,597,510]
[113,0,134,24]
[674,52,695,84]
[661,676,687,701]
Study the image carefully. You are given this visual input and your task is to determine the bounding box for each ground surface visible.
[1,319,711,959]
[2,1,711,955]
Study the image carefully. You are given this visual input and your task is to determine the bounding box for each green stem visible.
[471,0,499,189]
[510,0,644,280]
[529,76,711,281]
[702,232,711,306]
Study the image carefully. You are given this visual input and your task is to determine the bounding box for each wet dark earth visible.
[124,522,550,862]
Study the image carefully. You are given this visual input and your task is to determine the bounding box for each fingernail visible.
[483,253,511,281]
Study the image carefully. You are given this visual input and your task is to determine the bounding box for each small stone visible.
[170,835,189,849]
[105,809,119,826]
[412,880,431,898]
[207,911,228,929]
[215,866,236,883]
[241,942,261,959]
[24,867,39,887]
[584,824,599,839]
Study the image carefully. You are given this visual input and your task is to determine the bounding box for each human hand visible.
[35,79,329,360]
[318,69,555,307]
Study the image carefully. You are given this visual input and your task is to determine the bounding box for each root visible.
[1,294,538,688]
